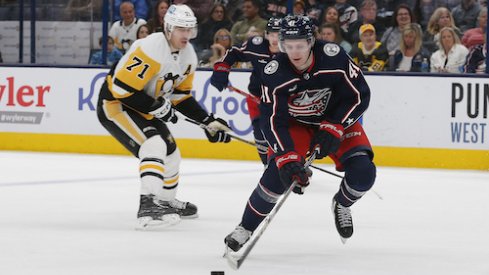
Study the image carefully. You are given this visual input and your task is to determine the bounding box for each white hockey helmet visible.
[164,4,198,39]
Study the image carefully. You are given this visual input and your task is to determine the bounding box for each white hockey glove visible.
[149,97,178,124]
[202,114,231,143]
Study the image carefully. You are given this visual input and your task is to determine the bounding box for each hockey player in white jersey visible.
[97,4,231,229]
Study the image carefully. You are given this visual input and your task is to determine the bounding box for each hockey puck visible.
[210,271,224,275]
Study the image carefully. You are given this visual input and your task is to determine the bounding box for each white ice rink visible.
[0,151,488,275]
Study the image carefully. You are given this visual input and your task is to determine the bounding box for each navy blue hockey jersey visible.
[222,36,279,96]
[260,40,371,154]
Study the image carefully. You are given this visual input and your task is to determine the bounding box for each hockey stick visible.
[310,164,343,178]
[181,116,257,147]
[309,164,383,200]
[227,85,260,104]
[225,147,319,270]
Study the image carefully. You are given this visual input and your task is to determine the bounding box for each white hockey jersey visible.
[108,32,198,106]
[109,18,147,52]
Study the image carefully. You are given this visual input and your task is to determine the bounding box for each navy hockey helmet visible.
[279,15,314,41]
[266,17,282,33]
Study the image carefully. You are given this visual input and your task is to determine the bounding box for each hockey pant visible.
[240,121,376,231]
[97,99,181,201]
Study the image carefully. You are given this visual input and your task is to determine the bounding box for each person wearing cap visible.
[350,23,388,71]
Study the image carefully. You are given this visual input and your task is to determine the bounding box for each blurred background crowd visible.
[0,0,487,73]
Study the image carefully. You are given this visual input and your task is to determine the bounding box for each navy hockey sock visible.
[335,155,376,207]
[241,182,281,231]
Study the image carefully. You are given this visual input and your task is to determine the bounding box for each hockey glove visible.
[149,97,178,124]
[211,62,231,92]
[202,114,231,143]
[275,151,309,194]
[310,121,343,159]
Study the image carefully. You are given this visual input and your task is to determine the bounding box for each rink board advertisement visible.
[0,67,487,169]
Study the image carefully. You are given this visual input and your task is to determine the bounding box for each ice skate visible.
[136,195,181,230]
[224,225,252,252]
[153,198,198,219]
[331,198,353,243]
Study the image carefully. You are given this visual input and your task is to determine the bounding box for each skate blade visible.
[135,214,181,230]
[180,213,199,219]
[223,247,239,270]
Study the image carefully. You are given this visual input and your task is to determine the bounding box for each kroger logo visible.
[78,74,253,136]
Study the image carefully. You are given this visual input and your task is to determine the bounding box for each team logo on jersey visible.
[288,88,332,117]
[324,43,340,56]
[264,60,279,74]
[252,36,263,45]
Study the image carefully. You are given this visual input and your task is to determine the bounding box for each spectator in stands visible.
[350,24,389,71]
[424,7,462,53]
[109,1,147,53]
[335,0,358,34]
[113,0,149,21]
[347,0,386,44]
[304,0,325,26]
[136,24,151,39]
[388,23,431,72]
[89,36,123,66]
[463,34,486,73]
[452,0,481,32]
[293,0,306,15]
[230,0,267,45]
[146,0,169,33]
[430,27,469,73]
[381,4,417,56]
[461,9,487,49]
[319,23,352,53]
[199,28,233,67]
[322,6,341,25]
[194,3,233,52]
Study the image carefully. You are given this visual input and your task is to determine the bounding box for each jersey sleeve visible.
[329,50,371,128]
[259,76,298,155]
[221,37,256,66]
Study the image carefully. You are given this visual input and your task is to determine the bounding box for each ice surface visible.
[0,151,488,275]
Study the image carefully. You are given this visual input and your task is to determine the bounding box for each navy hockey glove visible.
[211,62,231,92]
[149,97,178,124]
[202,114,231,143]
[311,121,343,159]
[275,151,309,194]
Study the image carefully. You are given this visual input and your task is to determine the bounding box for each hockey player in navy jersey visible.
[210,17,282,165]
[224,15,377,250]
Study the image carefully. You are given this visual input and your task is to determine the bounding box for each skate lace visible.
[231,226,251,244]
[169,198,187,210]
[337,205,352,227]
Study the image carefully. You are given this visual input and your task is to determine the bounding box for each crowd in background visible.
[1,0,486,73]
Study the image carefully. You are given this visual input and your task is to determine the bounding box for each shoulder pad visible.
[323,43,341,57]
[264,60,279,75]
